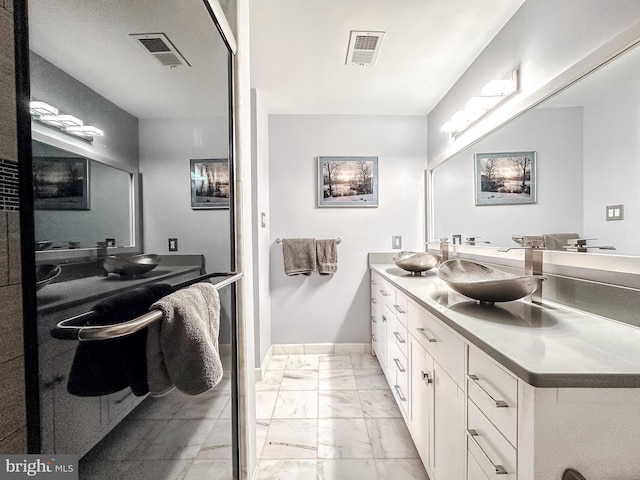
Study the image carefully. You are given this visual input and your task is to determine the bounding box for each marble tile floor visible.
[78,358,234,480]
[255,353,429,480]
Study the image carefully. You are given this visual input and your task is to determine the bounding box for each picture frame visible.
[474,151,536,206]
[33,156,90,210]
[317,156,378,207]
[190,158,230,209]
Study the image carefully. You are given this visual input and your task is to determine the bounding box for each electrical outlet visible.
[606,204,624,221]
[168,238,178,251]
[392,235,402,249]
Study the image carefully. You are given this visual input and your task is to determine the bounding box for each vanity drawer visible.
[376,277,396,310]
[392,317,408,360]
[393,289,409,328]
[389,341,409,417]
[467,401,517,480]
[408,300,465,387]
[467,345,518,446]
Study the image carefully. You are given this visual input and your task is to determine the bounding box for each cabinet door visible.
[433,363,465,480]
[52,348,107,454]
[410,338,434,470]
[377,305,392,376]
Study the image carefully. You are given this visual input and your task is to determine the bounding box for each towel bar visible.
[51,272,243,342]
[276,237,341,244]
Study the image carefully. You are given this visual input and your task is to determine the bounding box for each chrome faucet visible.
[96,241,109,276]
[440,238,449,262]
[497,243,544,304]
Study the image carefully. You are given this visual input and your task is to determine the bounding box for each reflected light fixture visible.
[441,69,518,136]
[29,101,104,141]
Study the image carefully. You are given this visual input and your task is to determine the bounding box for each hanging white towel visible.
[146,282,223,396]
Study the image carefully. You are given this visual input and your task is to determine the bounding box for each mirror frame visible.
[426,28,640,282]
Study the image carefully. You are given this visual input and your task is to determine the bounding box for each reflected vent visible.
[346,31,385,66]
[130,33,191,67]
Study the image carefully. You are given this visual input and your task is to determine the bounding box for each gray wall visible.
[30,52,139,170]
[427,0,640,167]
[432,107,584,246]
[268,115,427,345]
[583,79,640,254]
[139,116,232,273]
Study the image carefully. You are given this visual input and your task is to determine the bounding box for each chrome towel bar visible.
[276,237,341,244]
[51,272,243,342]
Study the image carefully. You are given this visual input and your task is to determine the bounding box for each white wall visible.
[139,117,231,272]
[251,89,272,366]
[432,107,583,246]
[583,79,640,254]
[427,0,640,167]
[269,115,427,345]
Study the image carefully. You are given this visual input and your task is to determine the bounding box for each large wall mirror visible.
[431,41,640,257]
[29,0,235,271]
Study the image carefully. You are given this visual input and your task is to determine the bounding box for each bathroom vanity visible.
[37,259,203,456]
[370,255,640,480]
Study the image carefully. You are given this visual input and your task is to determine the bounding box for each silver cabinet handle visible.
[371,315,377,323]
[467,374,508,408]
[394,384,406,402]
[393,358,406,373]
[382,315,387,323]
[379,289,390,297]
[372,299,377,304]
[416,327,437,342]
[466,429,508,475]
[393,331,406,344]
[393,304,406,314]
[371,334,376,341]
[421,370,433,385]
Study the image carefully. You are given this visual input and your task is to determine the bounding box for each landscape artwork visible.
[190,158,230,209]
[33,156,90,210]
[317,156,378,207]
[475,151,536,205]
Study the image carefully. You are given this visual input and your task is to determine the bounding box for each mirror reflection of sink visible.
[392,251,441,275]
[437,259,545,304]
[103,254,161,278]
[36,264,62,290]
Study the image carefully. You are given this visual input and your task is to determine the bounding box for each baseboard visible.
[270,343,372,355]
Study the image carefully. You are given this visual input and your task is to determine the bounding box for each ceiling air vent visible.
[345,31,386,66]
[130,33,191,67]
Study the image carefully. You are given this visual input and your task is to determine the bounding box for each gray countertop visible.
[370,263,640,388]
[37,265,201,317]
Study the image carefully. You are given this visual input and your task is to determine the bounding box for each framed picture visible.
[474,151,536,206]
[190,158,230,209]
[317,156,378,207]
[33,156,90,210]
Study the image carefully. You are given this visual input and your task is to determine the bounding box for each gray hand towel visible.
[543,233,580,251]
[146,282,223,396]
[316,239,338,275]
[282,238,316,276]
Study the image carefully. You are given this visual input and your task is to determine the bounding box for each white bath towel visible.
[282,238,316,276]
[146,282,223,396]
[316,239,338,274]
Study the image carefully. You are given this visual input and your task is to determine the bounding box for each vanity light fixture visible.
[29,100,104,141]
[441,69,518,136]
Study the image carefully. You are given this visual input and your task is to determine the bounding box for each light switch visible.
[392,235,402,249]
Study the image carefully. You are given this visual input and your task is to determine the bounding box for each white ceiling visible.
[249,0,525,115]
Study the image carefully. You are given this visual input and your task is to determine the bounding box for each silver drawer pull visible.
[394,384,406,402]
[371,299,377,304]
[466,429,508,475]
[371,334,376,342]
[371,316,377,323]
[393,358,406,373]
[382,315,387,322]
[421,370,433,385]
[379,289,390,297]
[467,374,508,408]
[393,331,406,344]
[416,327,437,342]
[393,304,406,314]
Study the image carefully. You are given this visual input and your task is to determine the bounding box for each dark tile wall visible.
[0,0,28,454]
